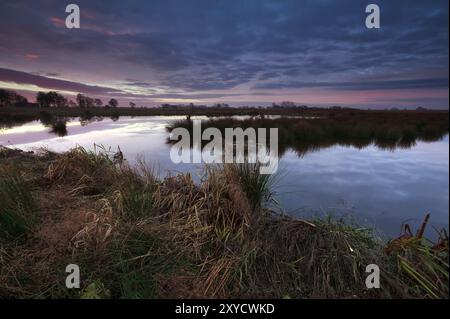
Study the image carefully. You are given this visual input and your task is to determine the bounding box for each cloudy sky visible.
[0,0,448,108]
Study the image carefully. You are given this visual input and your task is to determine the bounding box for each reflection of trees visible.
[50,120,68,137]
[37,111,68,137]
[79,110,115,125]
[166,115,449,158]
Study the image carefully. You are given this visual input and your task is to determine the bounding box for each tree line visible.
[0,88,120,108]
[0,89,28,107]
[37,92,119,108]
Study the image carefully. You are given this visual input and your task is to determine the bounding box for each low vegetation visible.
[0,146,447,298]
[167,112,449,156]
[0,167,36,239]
[1,104,448,128]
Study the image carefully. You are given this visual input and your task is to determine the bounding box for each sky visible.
[0,0,448,109]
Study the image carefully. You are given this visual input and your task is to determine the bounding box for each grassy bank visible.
[0,146,448,298]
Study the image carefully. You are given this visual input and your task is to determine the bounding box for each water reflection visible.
[49,120,68,137]
[277,140,449,239]
[0,110,121,132]
[166,116,449,157]
[35,111,69,137]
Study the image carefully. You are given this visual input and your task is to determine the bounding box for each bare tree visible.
[36,91,66,107]
[77,94,95,108]
[94,98,103,107]
[108,98,118,108]
[1,89,28,107]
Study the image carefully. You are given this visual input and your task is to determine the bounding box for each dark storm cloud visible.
[45,73,61,77]
[0,0,448,106]
[254,78,449,90]
[0,67,241,100]
[0,67,122,95]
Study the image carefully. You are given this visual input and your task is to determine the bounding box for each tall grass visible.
[385,229,449,299]
[46,146,117,195]
[225,162,277,210]
[0,168,36,239]
[114,167,157,220]
[108,225,194,298]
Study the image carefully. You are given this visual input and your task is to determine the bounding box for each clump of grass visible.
[107,225,194,298]
[80,281,111,299]
[45,146,117,195]
[396,241,448,298]
[113,166,158,220]
[0,168,36,239]
[252,216,384,298]
[224,162,277,210]
[385,218,449,299]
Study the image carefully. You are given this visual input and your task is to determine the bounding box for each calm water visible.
[1,116,448,239]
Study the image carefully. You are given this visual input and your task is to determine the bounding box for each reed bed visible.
[166,113,449,157]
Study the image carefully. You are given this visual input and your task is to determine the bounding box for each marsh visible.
[1,113,448,239]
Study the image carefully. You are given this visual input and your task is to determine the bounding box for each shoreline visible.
[1,106,448,124]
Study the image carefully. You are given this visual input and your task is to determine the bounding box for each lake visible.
[1,115,448,239]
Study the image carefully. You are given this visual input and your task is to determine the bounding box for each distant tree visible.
[0,89,28,107]
[108,98,118,108]
[85,96,94,108]
[68,100,77,108]
[47,92,58,107]
[36,91,66,107]
[215,103,229,108]
[36,92,49,107]
[76,94,95,108]
[53,92,68,108]
[45,92,55,107]
[76,94,87,108]
[129,102,136,108]
[94,98,103,107]
[0,89,10,106]
[281,101,296,108]
[14,93,27,106]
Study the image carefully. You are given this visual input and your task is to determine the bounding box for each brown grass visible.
[0,146,448,299]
